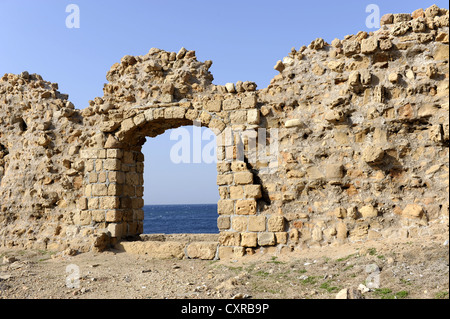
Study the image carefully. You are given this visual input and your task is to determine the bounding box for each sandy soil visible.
[0,234,448,300]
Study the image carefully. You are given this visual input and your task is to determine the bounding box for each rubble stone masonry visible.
[0,5,448,257]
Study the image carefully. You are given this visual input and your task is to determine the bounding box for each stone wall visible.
[0,5,448,257]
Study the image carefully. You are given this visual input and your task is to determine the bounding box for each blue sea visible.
[143,204,219,234]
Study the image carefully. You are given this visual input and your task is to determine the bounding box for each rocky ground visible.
[0,234,448,300]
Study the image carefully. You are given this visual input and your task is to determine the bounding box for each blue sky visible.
[1,0,448,204]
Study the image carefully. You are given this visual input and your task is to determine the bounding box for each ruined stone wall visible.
[0,5,448,256]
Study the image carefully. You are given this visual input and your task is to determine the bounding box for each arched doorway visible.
[142,125,220,234]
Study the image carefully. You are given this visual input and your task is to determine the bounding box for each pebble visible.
[0,274,11,280]
[2,256,17,264]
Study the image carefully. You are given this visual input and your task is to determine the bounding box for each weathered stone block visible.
[92,184,108,196]
[75,211,92,226]
[107,223,123,238]
[88,197,99,210]
[361,37,378,54]
[106,210,123,222]
[232,216,248,232]
[241,233,258,248]
[217,216,231,230]
[234,171,253,185]
[248,216,266,232]
[360,205,379,218]
[258,232,276,246]
[205,100,222,112]
[241,96,257,109]
[362,146,385,164]
[231,161,247,172]
[104,159,122,171]
[236,200,257,215]
[217,174,233,186]
[268,215,285,232]
[325,164,345,180]
[285,119,303,128]
[275,232,288,244]
[218,200,234,215]
[219,232,241,246]
[244,185,262,199]
[223,99,240,111]
[402,204,425,219]
[247,109,260,124]
[229,186,244,199]
[92,210,106,222]
[186,242,218,260]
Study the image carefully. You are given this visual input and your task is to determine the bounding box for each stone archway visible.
[76,48,269,255]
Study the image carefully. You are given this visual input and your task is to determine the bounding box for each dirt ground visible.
[0,234,448,300]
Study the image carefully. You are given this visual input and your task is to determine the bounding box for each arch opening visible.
[141,125,220,235]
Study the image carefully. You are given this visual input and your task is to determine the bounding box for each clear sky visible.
[1,0,448,204]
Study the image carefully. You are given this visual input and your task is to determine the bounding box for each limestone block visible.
[285,119,303,128]
[247,109,260,124]
[275,232,288,244]
[244,185,262,199]
[241,96,257,109]
[325,164,345,180]
[248,216,266,232]
[121,118,135,132]
[234,171,253,185]
[108,171,125,184]
[172,107,186,119]
[231,161,247,172]
[258,232,276,246]
[209,118,226,133]
[217,174,233,186]
[402,204,425,219]
[107,149,123,159]
[75,211,92,226]
[236,200,257,215]
[232,216,248,232]
[104,159,122,171]
[107,223,123,238]
[133,113,146,127]
[380,14,394,25]
[116,241,185,259]
[205,100,222,112]
[230,186,244,199]
[100,197,120,210]
[106,210,123,223]
[328,60,345,73]
[361,37,378,54]
[223,99,241,111]
[185,109,198,121]
[360,205,379,218]
[217,216,231,230]
[336,222,348,240]
[393,13,412,23]
[186,242,218,260]
[92,210,106,222]
[274,60,285,72]
[434,44,449,61]
[200,111,212,125]
[241,233,258,248]
[225,83,236,93]
[325,109,346,123]
[230,110,247,124]
[268,215,285,232]
[362,146,385,164]
[92,184,108,196]
[219,232,241,246]
[218,200,234,215]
